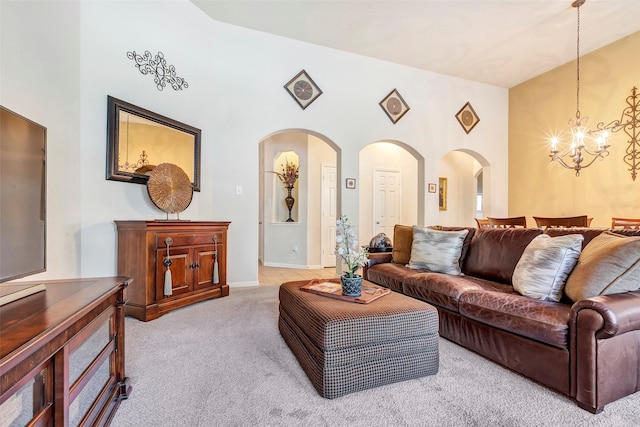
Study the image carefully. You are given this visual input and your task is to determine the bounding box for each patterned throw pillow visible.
[564,231,640,302]
[408,226,469,275]
[512,234,584,302]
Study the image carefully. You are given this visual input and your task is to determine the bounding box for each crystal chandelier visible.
[549,0,610,176]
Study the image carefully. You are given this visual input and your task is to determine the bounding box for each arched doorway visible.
[438,149,491,227]
[358,141,423,244]
[258,130,339,269]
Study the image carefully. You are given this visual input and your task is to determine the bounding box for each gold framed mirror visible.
[106,96,201,191]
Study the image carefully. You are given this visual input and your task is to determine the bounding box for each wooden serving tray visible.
[300,278,390,304]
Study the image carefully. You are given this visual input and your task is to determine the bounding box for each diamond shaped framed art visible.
[284,70,323,110]
[379,89,410,124]
[455,102,480,134]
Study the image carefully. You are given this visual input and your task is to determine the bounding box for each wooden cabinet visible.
[0,277,130,427]
[115,220,231,322]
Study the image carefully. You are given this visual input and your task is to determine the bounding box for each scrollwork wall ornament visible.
[595,87,640,181]
[126,50,188,91]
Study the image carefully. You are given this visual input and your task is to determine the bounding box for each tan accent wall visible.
[509,31,640,228]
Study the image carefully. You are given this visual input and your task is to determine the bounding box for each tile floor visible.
[258,264,339,286]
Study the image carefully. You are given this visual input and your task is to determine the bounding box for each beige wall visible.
[509,31,640,228]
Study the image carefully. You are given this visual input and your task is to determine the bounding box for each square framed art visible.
[346,178,356,189]
[379,89,410,124]
[284,69,323,110]
[455,102,480,134]
[428,183,437,193]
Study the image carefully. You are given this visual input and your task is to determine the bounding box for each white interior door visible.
[321,164,337,267]
[373,169,400,239]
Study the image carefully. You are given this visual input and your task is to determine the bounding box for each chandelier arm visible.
[577,152,607,169]
[550,154,577,170]
[581,146,609,156]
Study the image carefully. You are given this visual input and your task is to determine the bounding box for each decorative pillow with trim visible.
[408,226,469,275]
[512,234,583,302]
[565,231,640,302]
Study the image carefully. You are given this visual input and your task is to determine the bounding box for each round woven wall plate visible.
[147,163,193,213]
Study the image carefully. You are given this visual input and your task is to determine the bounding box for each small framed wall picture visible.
[379,89,410,124]
[455,102,480,134]
[428,183,437,193]
[284,69,323,110]
[346,178,356,189]
[439,177,448,211]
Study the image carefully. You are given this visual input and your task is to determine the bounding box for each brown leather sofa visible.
[363,226,640,413]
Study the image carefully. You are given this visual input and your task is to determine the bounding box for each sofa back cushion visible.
[542,228,606,248]
[462,228,543,285]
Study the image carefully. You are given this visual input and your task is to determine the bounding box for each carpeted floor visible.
[111,285,640,426]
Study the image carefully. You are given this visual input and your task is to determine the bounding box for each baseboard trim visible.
[262,262,324,269]
[228,281,259,288]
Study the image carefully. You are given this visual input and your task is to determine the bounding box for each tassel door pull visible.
[212,235,220,284]
[163,237,173,296]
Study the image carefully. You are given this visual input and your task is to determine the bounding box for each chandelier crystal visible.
[549,0,610,176]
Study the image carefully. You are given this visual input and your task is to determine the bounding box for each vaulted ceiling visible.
[192,0,640,88]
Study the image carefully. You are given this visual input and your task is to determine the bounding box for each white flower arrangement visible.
[335,215,369,278]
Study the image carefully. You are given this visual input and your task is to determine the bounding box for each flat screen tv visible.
[0,106,46,283]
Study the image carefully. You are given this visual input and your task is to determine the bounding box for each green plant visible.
[335,215,369,278]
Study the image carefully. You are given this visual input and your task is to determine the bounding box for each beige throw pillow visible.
[564,231,640,302]
[512,234,583,302]
[408,226,469,275]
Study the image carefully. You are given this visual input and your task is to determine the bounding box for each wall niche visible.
[272,151,299,223]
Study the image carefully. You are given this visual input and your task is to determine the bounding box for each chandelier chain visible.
[549,0,610,177]
[576,3,580,118]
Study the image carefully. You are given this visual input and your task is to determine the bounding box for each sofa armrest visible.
[362,252,393,280]
[571,291,640,339]
[570,290,640,413]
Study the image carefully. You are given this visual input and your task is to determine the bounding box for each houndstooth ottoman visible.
[278,280,439,399]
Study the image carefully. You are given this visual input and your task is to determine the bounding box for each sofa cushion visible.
[513,234,583,302]
[408,226,469,275]
[564,231,640,302]
[392,224,414,264]
[542,228,606,248]
[459,290,571,349]
[462,228,543,285]
[366,263,421,293]
[403,273,514,312]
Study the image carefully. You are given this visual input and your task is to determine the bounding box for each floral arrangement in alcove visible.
[269,158,299,222]
[273,158,299,188]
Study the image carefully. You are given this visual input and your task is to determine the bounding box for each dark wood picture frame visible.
[428,183,437,193]
[106,96,202,191]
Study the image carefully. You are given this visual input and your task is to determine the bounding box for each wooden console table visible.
[0,276,131,426]
[115,220,231,321]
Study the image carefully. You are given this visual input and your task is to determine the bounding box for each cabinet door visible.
[193,245,217,290]
[156,246,192,299]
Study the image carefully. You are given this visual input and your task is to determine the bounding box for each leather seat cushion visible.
[459,290,571,348]
[402,273,514,312]
[366,263,421,293]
